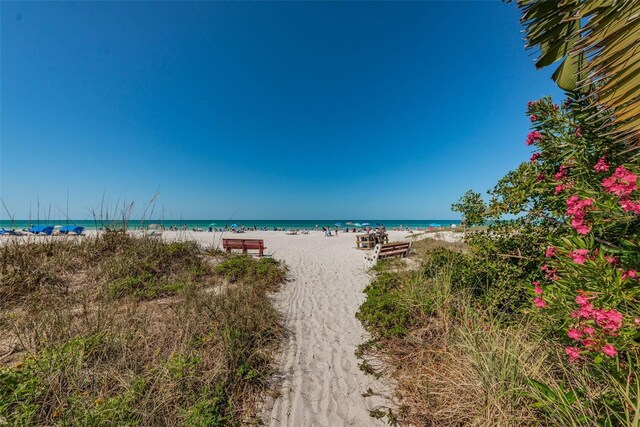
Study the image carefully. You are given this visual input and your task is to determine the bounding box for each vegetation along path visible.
[235,231,400,426]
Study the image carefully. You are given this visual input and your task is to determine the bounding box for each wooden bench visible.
[368,241,412,263]
[222,238,266,257]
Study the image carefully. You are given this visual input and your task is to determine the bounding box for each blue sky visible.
[1,1,563,220]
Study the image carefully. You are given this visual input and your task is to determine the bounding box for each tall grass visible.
[357,238,640,426]
[0,234,286,426]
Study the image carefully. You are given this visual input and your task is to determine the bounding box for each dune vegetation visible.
[0,232,287,426]
[357,3,640,425]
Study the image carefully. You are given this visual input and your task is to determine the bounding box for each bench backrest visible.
[223,238,264,248]
[379,242,411,253]
[371,241,412,262]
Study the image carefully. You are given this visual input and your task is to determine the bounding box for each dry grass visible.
[0,233,286,426]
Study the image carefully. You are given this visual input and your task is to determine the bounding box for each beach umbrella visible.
[335,222,343,227]
[354,223,362,227]
[346,222,354,225]
[208,223,217,227]
[148,224,161,230]
[362,222,370,226]
[428,223,441,227]
[230,223,238,227]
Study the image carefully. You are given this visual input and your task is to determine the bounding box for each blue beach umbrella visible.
[361,222,370,226]
[335,222,343,227]
[353,223,362,227]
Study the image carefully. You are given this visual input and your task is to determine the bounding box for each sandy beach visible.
[169,229,407,426]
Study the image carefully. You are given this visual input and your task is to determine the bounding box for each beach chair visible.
[60,226,85,235]
[28,225,54,235]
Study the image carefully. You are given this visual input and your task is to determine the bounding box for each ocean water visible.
[0,219,460,231]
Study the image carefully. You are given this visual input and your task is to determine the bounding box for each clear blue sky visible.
[1,1,563,220]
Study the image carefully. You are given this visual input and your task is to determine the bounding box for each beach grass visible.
[0,233,286,426]
[357,237,640,426]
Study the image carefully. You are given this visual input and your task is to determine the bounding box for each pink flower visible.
[533,297,547,308]
[582,326,595,335]
[536,173,546,182]
[594,157,610,173]
[574,127,582,137]
[530,114,539,122]
[530,152,541,163]
[602,344,618,358]
[555,184,565,195]
[567,328,582,340]
[566,196,594,235]
[533,282,544,294]
[594,309,623,332]
[575,295,590,306]
[541,264,558,280]
[605,255,618,265]
[545,246,557,258]
[582,339,597,348]
[619,199,640,214]
[602,166,638,197]
[573,222,591,235]
[554,165,569,181]
[570,249,590,264]
[526,131,543,146]
[622,270,638,281]
[565,346,580,363]
[634,318,640,327]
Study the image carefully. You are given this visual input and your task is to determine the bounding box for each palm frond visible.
[518,0,640,147]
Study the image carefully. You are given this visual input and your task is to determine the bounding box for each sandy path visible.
[171,229,402,426]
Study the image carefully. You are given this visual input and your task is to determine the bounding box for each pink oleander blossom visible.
[530,152,541,163]
[602,166,638,197]
[622,270,638,280]
[526,131,542,146]
[619,199,640,214]
[541,265,558,281]
[570,249,590,265]
[566,196,594,235]
[536,173,546,182]
[555,184,565,195]
[567,328,582,340]
[555,165,569,181]
[582,326,595,335]
[576,294,590,306]
[594,157,610,173]
[533,297,547,308]
[545,246,557,258]
[530,114,538,122]
[602,344,618,358]
[565,346,580,363]
[574,127,582,137]
[605,255,618,265]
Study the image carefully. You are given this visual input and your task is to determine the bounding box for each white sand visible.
[164,229,410,426]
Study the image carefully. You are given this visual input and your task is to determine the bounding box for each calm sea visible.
[0,219,460,231]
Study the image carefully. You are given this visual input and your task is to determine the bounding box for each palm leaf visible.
[517,0,640,148]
